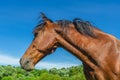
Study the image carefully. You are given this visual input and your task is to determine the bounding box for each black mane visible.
[34,18,98,38]
[57,18,97,37]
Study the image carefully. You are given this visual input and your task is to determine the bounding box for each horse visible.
[20,13,120,80]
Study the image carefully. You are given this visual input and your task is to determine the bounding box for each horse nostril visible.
[20,58,31,65]
[26,60,30,64]
[25,58,32,65]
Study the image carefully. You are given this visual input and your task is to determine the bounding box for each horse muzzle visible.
[20,58,34,71]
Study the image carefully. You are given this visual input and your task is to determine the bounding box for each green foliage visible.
[38,73,61,80]
[2,76,13,80]
[0,65,86,80]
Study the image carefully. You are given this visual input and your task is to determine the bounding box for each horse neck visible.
[63,27,99,57]
[57,32,98,70]
[57,26,113,69]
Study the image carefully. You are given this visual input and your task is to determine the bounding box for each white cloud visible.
[36,62,79,69]
[0,54,19,66]
[0,54,79,69]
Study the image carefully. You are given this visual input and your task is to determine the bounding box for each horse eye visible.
[34,33,38,37]
[32,45,37,49]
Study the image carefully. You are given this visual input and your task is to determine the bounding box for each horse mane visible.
[34,17,99,38]
[57,18,98,37]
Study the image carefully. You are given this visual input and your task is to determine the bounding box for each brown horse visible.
[20,13,120,80]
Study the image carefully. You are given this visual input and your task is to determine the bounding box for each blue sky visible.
[0,0,120,69]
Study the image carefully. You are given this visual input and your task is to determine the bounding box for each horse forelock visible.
[33,13,53,35]
[33,21,45,35]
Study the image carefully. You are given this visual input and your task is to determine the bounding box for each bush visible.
[0,65,86,80]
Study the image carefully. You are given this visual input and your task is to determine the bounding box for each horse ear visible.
[41,12,52,24]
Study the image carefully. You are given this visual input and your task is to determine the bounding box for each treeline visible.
[0,65,86,80]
